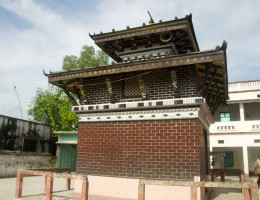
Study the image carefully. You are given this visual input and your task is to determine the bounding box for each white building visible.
[209,80,260,175]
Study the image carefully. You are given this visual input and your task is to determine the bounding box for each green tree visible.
[29,45,108,132]
[62,55,78,71]
[28,85,78,131]
[62,45,109,70]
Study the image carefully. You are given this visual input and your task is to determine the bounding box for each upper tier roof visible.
[89,14,199,62]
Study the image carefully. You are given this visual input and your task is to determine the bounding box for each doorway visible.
[57,144,77,171]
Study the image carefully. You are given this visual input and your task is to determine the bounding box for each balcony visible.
[228,80,260,92]
[210,120,260,134]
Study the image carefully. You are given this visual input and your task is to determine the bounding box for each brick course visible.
[76,118,208,180]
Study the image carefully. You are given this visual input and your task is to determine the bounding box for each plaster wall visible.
[0,115,52,152]
[229,92,260,101]
[210,133,260,148]
[210,133,260,174]
[0,151,55,177]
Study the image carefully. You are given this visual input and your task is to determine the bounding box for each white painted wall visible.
[209,80,260,175]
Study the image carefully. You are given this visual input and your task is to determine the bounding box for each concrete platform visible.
[0,175,258,200]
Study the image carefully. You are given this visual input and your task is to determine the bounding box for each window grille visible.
[123,76,141,98]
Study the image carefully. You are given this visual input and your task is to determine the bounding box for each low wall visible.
[0,151,56,177]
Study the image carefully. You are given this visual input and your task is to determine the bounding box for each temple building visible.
[46,14,228,183]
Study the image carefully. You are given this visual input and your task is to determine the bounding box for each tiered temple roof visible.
[45,14,228,113]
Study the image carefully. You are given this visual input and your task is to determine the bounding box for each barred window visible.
[123,76,141,98]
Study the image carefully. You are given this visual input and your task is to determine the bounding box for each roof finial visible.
[147,11,155,25]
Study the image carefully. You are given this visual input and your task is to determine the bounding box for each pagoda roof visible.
[45,41,228,105]
[89,14,199,62]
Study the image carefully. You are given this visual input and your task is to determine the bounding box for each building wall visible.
[211,147,243,170]
[85,65,198,104]
[0,151,56,177]
[210,80,260,174]
[76,118,208,180]
[0,115,52,153]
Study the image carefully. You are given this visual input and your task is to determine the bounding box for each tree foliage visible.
[28,86,78,131]
[29,45,109,132]
[62,45,109,70]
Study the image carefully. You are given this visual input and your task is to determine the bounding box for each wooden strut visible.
[15,168,89,200]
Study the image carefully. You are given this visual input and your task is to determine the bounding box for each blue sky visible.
[0,0,260,120]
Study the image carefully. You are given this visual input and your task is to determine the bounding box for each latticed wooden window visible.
[123,76,141,98]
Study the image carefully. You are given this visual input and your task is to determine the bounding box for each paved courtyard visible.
[0,175,258,200]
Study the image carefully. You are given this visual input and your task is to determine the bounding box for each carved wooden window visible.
[123,76,141,98]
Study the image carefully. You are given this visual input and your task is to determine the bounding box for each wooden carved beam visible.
[200,64,210,97]
[212,99,221,115]
[171,71,180,98]
[104,41,118,52]
[210,87,220,113]
[75,85,88,105]
[138,75,147,100]
[197,68,223,78]
[62,89,78,106]
[62,79,89,105]
[106,78,116,103]
[204,68,217,99]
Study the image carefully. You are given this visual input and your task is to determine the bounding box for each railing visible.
[217,125,236,131]
[228,80,260,92]
[210,120,260,133]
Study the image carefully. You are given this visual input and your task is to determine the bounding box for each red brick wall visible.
[76,119,208,180]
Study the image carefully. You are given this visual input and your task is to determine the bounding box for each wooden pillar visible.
[249,184,259,200]
[205,175,212,199]
[81,180,89,200]
[138,182,145,200]
[211,172,215,182]
[191,183,198,200]
[205,175,211,182]
[45,176,53,200]
[242,182,256,200]
[66,171,71,190]
[199,182,205,200]
[191,182,205,200]
[240,174,244,183]
[243,187,251,200]
[44,175,47,193]
[15,170,23,198]
[220,170,225,182]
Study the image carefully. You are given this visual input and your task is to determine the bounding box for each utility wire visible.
[13,83,24,120]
